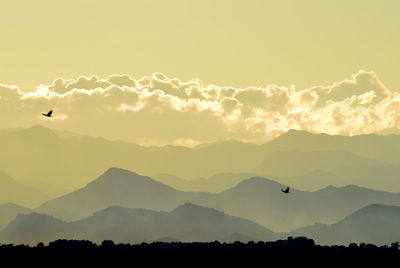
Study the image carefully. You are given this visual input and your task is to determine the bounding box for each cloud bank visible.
[0,71,399,145]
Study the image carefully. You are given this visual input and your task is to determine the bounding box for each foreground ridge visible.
[1,237,399,265]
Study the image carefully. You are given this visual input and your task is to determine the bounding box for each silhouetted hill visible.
[290,204,400,245]
[0,204,279,245]
[0,170,48,207]
[0,203,31,229]
[222,233,257,243]
[36,168,213,220]
[1,237,399,266]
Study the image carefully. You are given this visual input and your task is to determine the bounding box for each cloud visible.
[0,70,398,144]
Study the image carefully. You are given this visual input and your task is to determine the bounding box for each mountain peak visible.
[16,125,59,142]
[263,129,322,147]
[86,167,159,187]
[91,205,157,218]
[172,203,223,216]
[281,129,317,137]
[25,125,55,135]
[12,212,64,226]
[235,177,283,189]
[102,167,140,177]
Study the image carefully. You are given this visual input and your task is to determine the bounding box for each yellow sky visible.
[0,0,399,91]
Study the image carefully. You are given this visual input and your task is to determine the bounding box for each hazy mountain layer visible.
[152,173,260,193]
[289,204,400,246]
[5,202,400,246]
[256,150,382,177]
[36,168,213,221]
[0,203,31,230]
[5,126,400,195]
[35,168,400,232]
[0,203,279,245]
[152,169,395,193]
[0,126,265,195]
[0,170,48,207]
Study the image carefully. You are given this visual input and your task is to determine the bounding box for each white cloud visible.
[0,70,398,144]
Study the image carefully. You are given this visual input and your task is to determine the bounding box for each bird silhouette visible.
[281,187,290,194]
[42,110,53,117]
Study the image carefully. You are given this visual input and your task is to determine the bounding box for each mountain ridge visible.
[34,167,400,232]
[0,203,279,245]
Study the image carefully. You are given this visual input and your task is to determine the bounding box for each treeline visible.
[1,237,399,265]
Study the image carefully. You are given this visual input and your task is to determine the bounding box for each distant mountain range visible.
[4,126,400,195]
[290,204,400,246]
[0,203,279,245]
[35,168,212,221]
[4,201,400,246]
[152,168,398,193]
[35,167,400,232]
[0,170,47,207]
[256,150,382,177]
[3,167,400,245]
[152,172,259,193]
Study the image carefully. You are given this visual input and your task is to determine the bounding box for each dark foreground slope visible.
[0,238,398,266]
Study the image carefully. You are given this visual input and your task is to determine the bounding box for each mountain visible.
[328,164,400,192]
[198,178,400,232]
[152,172,260,193]
[36,167,400,232]
[4,126,400,194]
[289,204,400,245]
[264,129,400,165]
[153,171,356,193]
[0,170,48,207]
[36,168,212,220]
[0,203,31,229]
[274,170,346,191]
[0,213,69,245]
[0,204,279,245]
[256,150,382,177]
[0,125,265,195]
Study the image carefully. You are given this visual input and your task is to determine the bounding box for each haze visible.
[1,1,400,247]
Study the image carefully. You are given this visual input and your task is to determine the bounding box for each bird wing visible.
[48,110,53,116]
[286,187,290,192]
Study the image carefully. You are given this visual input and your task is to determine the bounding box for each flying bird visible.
[42,110,53,117]
[281,187,290,194]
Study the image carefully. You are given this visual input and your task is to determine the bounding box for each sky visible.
[1,0,399,145]
[1,0,399,90]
